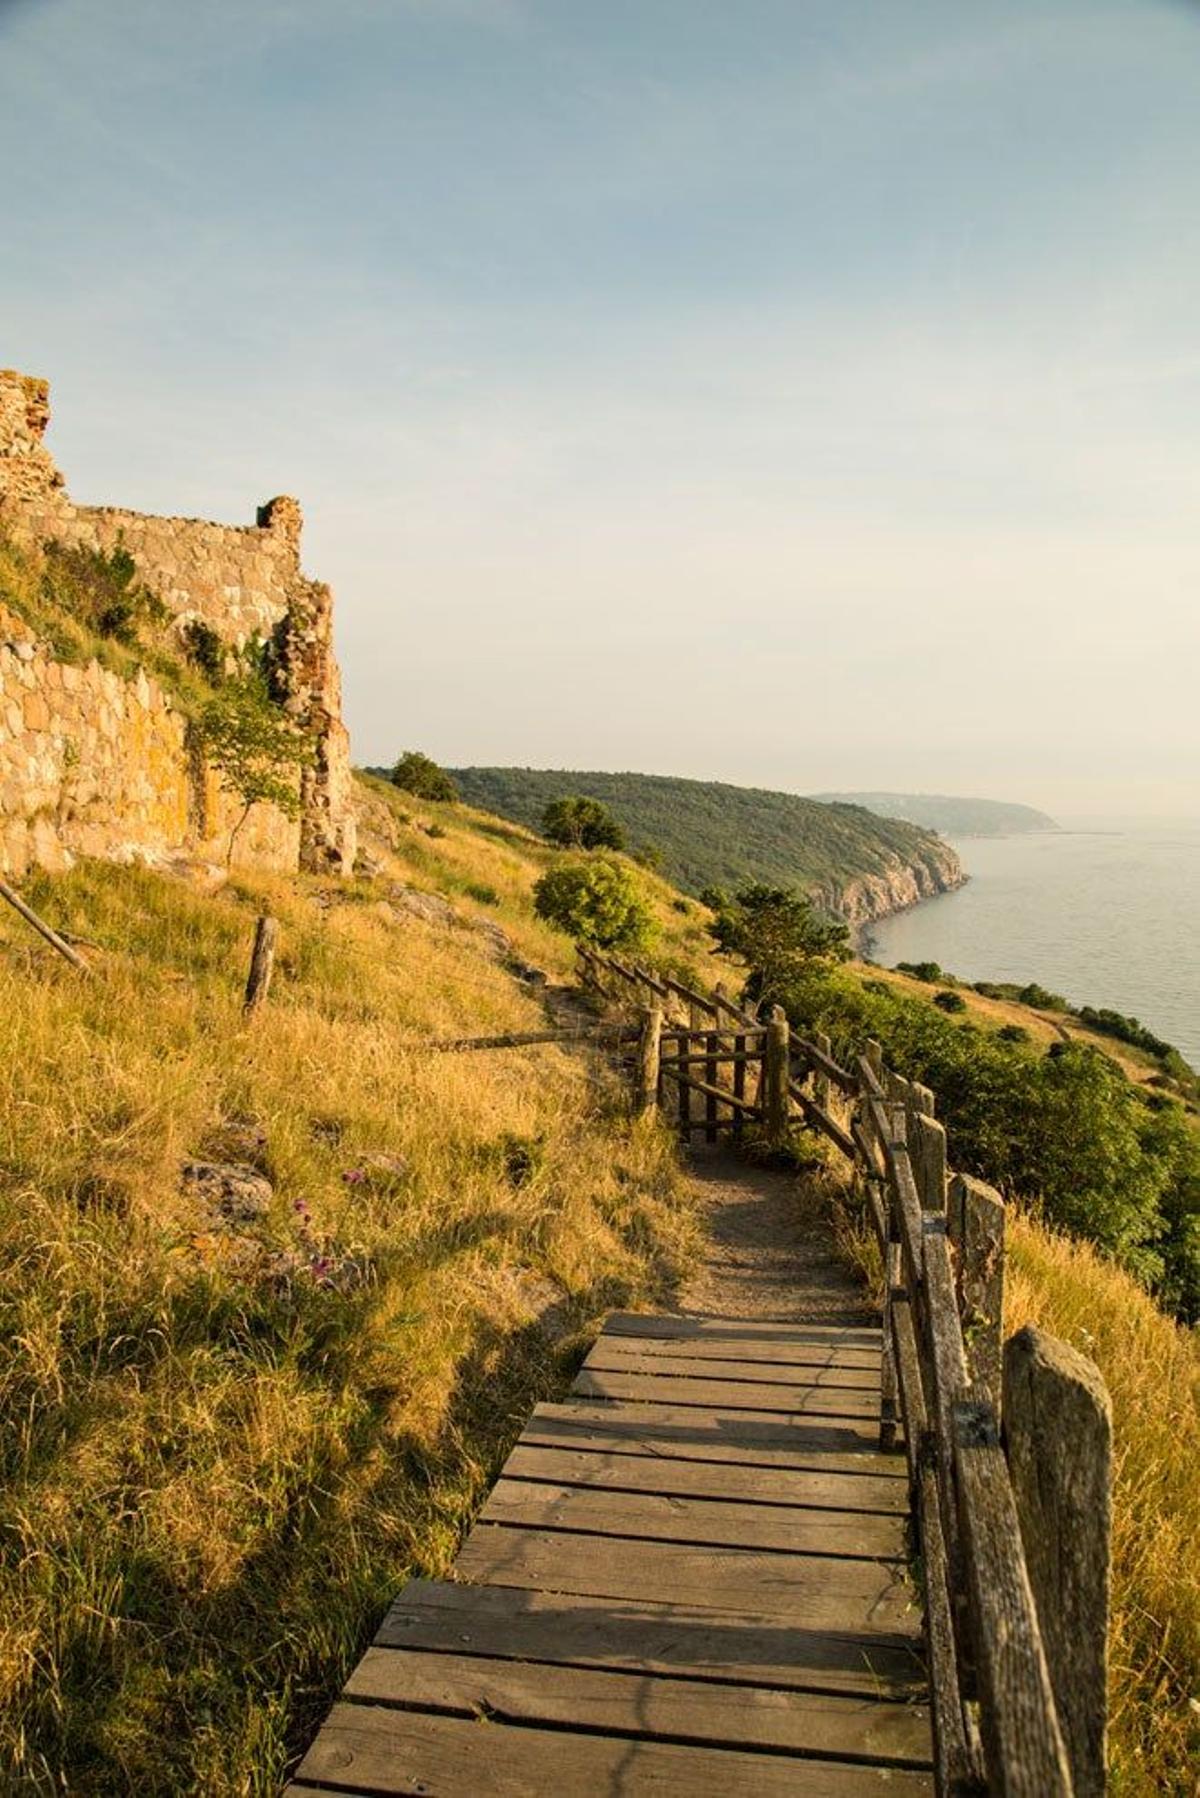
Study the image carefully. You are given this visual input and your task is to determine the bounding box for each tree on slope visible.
[533,856,653,952]
[542,794,625,851]
[391,751,458,803]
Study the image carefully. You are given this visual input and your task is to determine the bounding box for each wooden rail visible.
[579,948,1114,1798]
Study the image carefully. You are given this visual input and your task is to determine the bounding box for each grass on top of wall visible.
[0,843,696,1794]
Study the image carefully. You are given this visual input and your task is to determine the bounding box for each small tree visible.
[709,883,849,1005]
[391,751,458,803]
[194,682,313,864]
[541,794,624,850]
[533,855,654,951]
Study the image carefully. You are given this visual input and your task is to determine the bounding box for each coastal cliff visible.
[812,837,965,927]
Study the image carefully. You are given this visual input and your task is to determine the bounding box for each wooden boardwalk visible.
[289,1309,933,1795]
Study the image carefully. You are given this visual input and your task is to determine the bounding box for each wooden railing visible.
[579,948,1113,1798]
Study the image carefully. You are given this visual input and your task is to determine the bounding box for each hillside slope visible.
[0,775,706,1794]
[448,767,964,924]
[813,791,1059,836]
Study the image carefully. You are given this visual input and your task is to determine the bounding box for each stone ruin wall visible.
[0,369,356,878]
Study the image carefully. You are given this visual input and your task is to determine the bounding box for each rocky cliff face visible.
[809,838,965,928]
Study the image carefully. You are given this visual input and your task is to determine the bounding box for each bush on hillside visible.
[391,750,458,803]
[933,989,967,1013]
[541,794,625,851]
[533,856,654,952]
[739,957,1200,1320]
[708,884,849,1006]
[42,538,167,646]
[897,959,944,983]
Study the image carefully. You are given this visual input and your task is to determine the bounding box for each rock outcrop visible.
[810,837,965,928]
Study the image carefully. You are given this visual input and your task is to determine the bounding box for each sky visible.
[2,0,1199,820]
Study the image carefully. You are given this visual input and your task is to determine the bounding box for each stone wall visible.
[0,368,356,876]
[0,602,299,878]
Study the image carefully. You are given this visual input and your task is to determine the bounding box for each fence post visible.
[813,1029,832,1111]
[865,1037,884,1080]
[635,1006,663,1118]
[950,1173,1006,1412]
[764,1005,791,1144]
[1003,1326,1112,1797]
[909,1110,947,1213]
[243,914,278,1013]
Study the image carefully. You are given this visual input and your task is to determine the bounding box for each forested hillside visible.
[447,767,962,915]
[812,791,1060,835]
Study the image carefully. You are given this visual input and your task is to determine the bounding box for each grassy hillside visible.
[0,778,706,1794]
[813,791,1059,835]
[447,766,960,901]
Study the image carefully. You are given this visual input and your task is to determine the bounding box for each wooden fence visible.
[579,947,1113,1798]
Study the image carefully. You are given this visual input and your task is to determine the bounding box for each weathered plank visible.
[572,1367,879,1417]
[293,1703,936,1796]
[499,1442,909,1514]
[523,1400,891,1467]
[604,1311,882,1347]
[376,1579,928,1697]
[583,1341,881,1391]
[343,1647,934,1766]
[480,1477,907,1558]
[583,1332,882,1372]
[454,1525,920,1637]
[604,1308,877,1352]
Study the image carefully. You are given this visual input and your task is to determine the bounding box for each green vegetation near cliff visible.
[812,790,1060,835]
[446,767,960,903]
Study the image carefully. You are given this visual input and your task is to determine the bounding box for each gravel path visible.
[677,1146,874,1325]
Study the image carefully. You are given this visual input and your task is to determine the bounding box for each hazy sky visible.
[3,0,1198,818]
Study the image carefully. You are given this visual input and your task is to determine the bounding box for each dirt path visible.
[677,1146,873,1325]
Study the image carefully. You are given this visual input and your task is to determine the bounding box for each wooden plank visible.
[583,1341,881,1391]
[499,1443,910,1515]
[376,1579,928,1698]
[586,1333,882,1372]
[603,1311,882,1348]
[571,1368,878,1418]
[453,1525,921,1639]
[293,1703,936,1796]
[480,1477,907,1558]
[523,1401,893,1468]
[658,1067,762,1115]
[343,1647,934,1768]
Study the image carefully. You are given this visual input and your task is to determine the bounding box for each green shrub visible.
[532,856,654,952]
[391,751,458,803]
[465,882,500,906]
[997,1023,1031,1043]
[933,989,967,1013]
[708,884,849,1005]
[1019,982,1067,1011]
[898,959,944,983]
[42,539,166,645]
[541,795,624,851]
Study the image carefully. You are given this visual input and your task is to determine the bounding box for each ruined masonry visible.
[0,368,356,877]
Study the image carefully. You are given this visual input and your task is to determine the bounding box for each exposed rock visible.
[181,1159,274,1228]
[810,840,965,929]
[388,883,459,928]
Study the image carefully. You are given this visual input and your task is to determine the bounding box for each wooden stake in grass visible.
[635,1006,663,1118]
[243,914,278,1013]
[0,876,91,972]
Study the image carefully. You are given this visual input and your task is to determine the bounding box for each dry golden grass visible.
[1005,1215,1200,1794]
[0,800,699,1793]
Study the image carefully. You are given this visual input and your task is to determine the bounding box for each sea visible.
[863,820,1200,1070]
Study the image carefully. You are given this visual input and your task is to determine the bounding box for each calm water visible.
[864,821,1200,1068]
